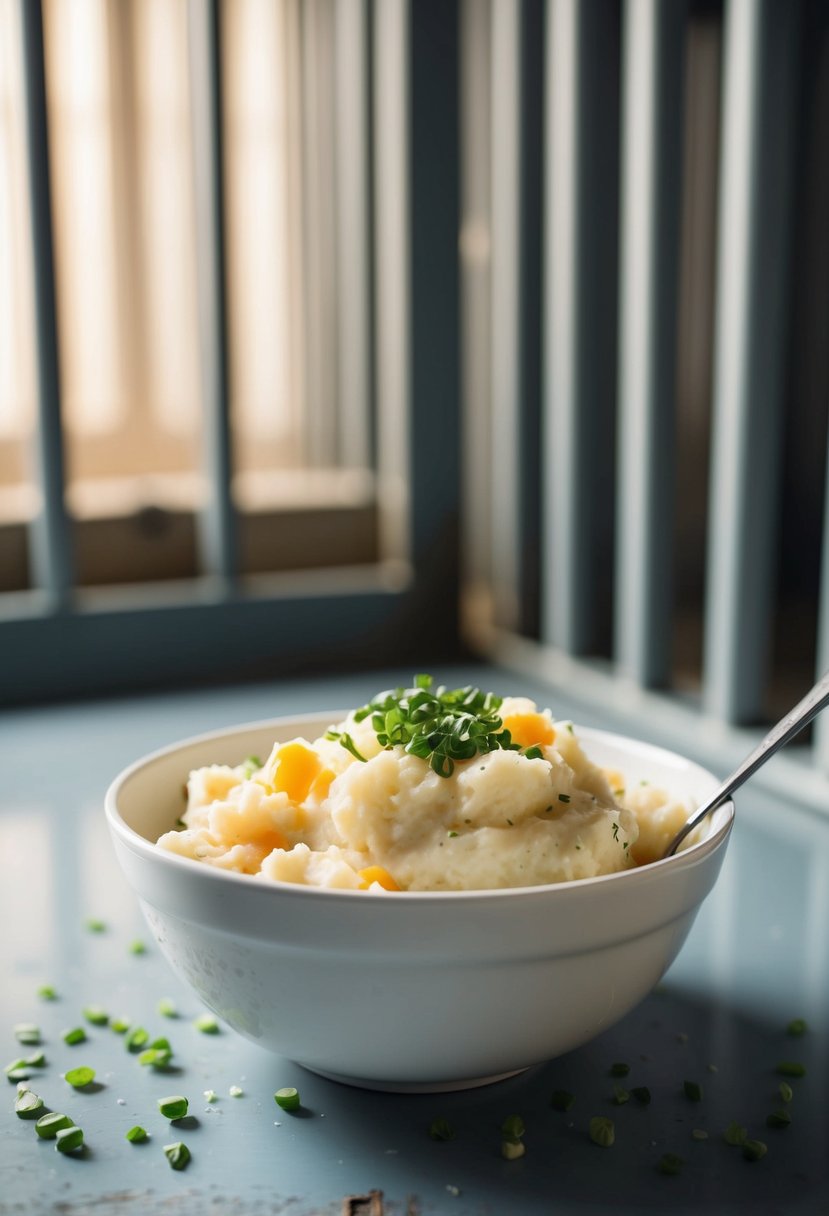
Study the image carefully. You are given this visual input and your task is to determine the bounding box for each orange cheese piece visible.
[271,742,323,803]
[358,866,400,891]
[501,712,556,750]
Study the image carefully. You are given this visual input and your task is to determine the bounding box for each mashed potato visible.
[157,692,692,891]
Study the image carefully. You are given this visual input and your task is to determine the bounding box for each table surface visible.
[2,665,828,1216]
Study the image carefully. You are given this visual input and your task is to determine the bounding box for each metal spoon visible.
[664,668,829,858]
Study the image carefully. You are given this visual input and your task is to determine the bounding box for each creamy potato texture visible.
[156,697,692,891]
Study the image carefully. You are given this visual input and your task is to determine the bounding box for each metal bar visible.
[703,0,799,723]
[18,0,73,604]
[542,0,620,655]
[614,0,686,687]
[335,0,371,471]
[187,0,236,585]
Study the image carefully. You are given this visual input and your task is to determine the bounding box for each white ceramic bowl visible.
[105,714,734,1092]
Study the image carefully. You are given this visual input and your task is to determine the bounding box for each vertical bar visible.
[335,0,371,471]
[614,0,686,686]
[814,433,829,769]
[703,0,799,723]
[19,0,73,604]
[187,0,236,585]
[459,0,493,599]
[543,0,620,655]
[490,0,544,635]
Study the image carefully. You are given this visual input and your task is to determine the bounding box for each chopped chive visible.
[158,997,178,1018]
[128,939,147,955]
[609,1062,630,1077]
[229,1085,243,1098]
[589,1116,615,1147]
[656,1152,684,1175]
[742,1139,768,1162]
[550,1090,575,1112]
[691,1129,709,1141]
[501,1115,525,1142]
[501,1139,525,1160]
[786,1018,808,1037]
[15,1090,44,1119]
[65,1066,95,1089]
[14,1024,41,1046]
[137,1047,173,1069]
[83,1005,109,1026]
[26,1050,46,1068]
[631,1086,652,1106]
[37,985,58,1001]
[5,1059,29,1080]
[683,1080,703,1102]
[85,918,106,933]
[193,1013,219,1034]
[204,1089,218,1103]
[125,1027,149,1052]
[611,1085,629,1105]
[778,1081,793,1103]
[110,1017,131,1035]
[274,1087,301,1113]
[158,1095,189,1120]
[428,1116,455,1141]
[447,830,459,838]
[766,1110,791,1129]
[62,1027,87,1046]
[776,1061,806,1077]
[164,1141,191,1170]
[126,1125,149,1143]
[56,1126,84,1153]
[36,1112,74,1139]
[724,1121,747,1146]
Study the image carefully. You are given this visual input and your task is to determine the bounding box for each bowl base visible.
[300,1064,529,1093]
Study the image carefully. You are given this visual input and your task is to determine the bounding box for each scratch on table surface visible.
[37,1190,343,1216]
[342,1191,384,1216]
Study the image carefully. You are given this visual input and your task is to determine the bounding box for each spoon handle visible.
[664,669,829,858]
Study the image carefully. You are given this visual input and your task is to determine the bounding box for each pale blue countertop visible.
[1,666,828,1215]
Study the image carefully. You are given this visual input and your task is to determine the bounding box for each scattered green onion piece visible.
[164,1141,191,1170]
[110,1017,130,1034]
[126,1125,149,1143]
[56,1126,84,1153]
[158,997,178,1018]
[229,1085,243,1097]
[611,1085,629,1105]
[766,1109,791,1129]
[138,1047,173,1069]
[125,1027,149,1052]
[786,1018,808,1037]
[589,1116,615,1147]
[158,1095,189,1120]
[776,1061,806,1077]
[724,1121,747,1146]
[6,1067,30,1083]
[779,1081,793,1103]
[274,1087,301,1112]
[193,1013,219,1034]
[683,1080,703,1102]
[447,830,459,838]
[5,1057,28,1076]
[65,1066,95,1089]
[550,1090,575,1112]
[37,985,58,1001]
[26,1050,46,1068]
[15,1090,44,1119]
[428,1116,455,1141]
[14,1024,41,1046]
[36,1112,74,1139]
[631,1087,651,1105]
[83,1005,109,1026]
[203,1089,218,1103]
[62,1027,87,1046]
[691,1129,709,1141]
[501,1115,525,1141]
[742,1139,768,1162]
[501,1139,525,1160]
[609,1062,630,1077]
[128,939,147,955]
[85,918,106,933]
[241,755,262,778]
[657,1152,684,1175]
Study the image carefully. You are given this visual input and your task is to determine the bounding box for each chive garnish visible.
[274,1087,301,1112]
[723,1121,747,1146]
[164,1141,191,1170]
[111,1017,131,1034]
[778,1081,793,1103]
[128,939,147,955]
[428,1116,455,1141]
[524,746,543,760]
[65,1066,95,1089]
[589,1116,615,1147]
[229,1085,243,1097]
[742,1139,767,1162]
[83,1005,109,1026]
[56,1126,84,1153]
[344,676,529,778]
[776,1061,806,1077]
[157,997,178,1018]
[323,730,367,763]
[26,1050,46,1068]
[14,1024,41,1046]
[62,1027,87,1046]
[611,1084,629,1105]
[36,1112,74,1139]
[656,1152,684,1175]
[683,1080,703,1102]
[125,1027,149,1052]
[550,1090,575,1111]
[37,985,58,1001]
[609,1062,630,1077]
[766,1110,791,1129]
[691,1129,709,1141]
[15,1090,44,1119]
[158,1095,189,1120]
[126,1125,148,1143]
[193,1013,219,1034]
[85,918,106,933]
[138,1046,173,1069]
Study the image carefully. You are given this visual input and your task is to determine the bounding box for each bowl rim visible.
[105,711,735,904]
